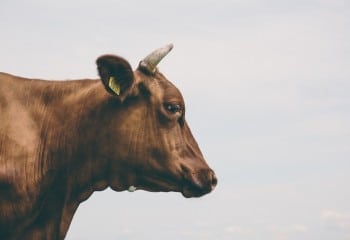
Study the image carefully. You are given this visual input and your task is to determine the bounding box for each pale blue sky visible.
[1,0,350,239]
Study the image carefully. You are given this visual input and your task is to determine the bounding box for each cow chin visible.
[180,178,215,198]
[181,185,212,198]
[136,175,182,194]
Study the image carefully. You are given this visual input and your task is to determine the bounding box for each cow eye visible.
[165,103,182,114]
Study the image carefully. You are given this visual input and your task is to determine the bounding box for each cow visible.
[0,44,217,240]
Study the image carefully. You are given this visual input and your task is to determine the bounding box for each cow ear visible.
[96,55,135,101]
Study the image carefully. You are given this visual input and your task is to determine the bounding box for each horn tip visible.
[166,43,174,51]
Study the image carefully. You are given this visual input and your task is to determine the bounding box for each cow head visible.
[96,44,217,198]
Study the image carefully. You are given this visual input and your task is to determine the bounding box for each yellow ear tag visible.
[108,76,121,96]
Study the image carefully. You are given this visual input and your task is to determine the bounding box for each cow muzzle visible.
[181,167,218,198]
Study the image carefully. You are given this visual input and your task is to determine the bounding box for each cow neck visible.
[52,80,115,238]
[36,81,108,207]
[60,81,111,198]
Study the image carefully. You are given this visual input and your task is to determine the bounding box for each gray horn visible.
[139,44,173,74]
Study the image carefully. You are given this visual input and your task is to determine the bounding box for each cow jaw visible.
[134,172,182,193]
[118,166,217,198]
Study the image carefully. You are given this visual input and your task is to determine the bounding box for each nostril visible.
[211,172,218,188]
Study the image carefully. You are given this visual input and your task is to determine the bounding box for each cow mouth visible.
[181,168,218,198]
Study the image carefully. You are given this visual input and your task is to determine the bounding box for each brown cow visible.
[0,44,217,240]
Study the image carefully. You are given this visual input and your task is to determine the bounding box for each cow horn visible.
[139,44,173,74]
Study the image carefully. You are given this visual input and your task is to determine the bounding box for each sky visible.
[1,0,350,239]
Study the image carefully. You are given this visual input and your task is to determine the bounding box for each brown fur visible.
[0,54,217,240]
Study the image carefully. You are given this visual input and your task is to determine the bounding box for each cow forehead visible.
[135,70,184,103]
